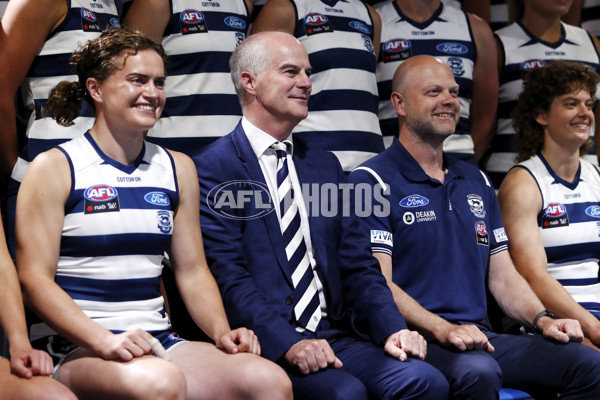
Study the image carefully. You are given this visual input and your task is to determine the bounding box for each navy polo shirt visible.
[347,139,509,324]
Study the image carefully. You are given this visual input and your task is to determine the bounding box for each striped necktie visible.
[272,142,321,332]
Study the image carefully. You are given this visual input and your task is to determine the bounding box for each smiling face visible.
[88,49,166,134]
[536,88,594,151]
[393,57,460,145]
[242,33,312,133]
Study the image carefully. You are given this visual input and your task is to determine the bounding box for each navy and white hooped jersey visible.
[490,0,508,32]
[582,0,600,37]
[484,21,600,188]
[516,154,600,318]
[30,133,179,341]
[375,1,477,154]
[348,139,507,324]
[10,0,120,184]
[145,0,249,157]
[290,0,384,172]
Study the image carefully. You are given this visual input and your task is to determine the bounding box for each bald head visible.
[392,55,453,96]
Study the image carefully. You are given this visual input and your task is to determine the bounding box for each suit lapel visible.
[231,126,295,286]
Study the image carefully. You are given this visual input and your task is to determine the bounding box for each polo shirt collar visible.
[391,139,458,184]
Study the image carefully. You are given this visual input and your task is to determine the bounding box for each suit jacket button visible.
[285,296,294,305]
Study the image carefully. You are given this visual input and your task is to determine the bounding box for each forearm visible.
[386,280,453,342]
[175,264,231,341]
[528,274,600,342]
[0,261,30,348]
[21,275,113,353]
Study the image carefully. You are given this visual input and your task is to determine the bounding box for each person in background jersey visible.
[499,60,600,351]
[483,0,600,189]
[15,27,292,400]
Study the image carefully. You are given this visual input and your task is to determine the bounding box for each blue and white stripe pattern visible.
[375,1,476,154]
[291,0,384,172]
[10,0,120,184]
[517,154,600,318]
[31,133,178,340]
[485,21,600,188]
[273,142,321,331]
[145,0,249,156]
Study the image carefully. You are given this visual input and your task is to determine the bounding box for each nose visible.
[143,81,160,98]
[297,70,312,90]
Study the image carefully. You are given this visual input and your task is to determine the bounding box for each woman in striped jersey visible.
[499,60,600,350]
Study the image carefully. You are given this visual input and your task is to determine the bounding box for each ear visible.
[534,109,548,127]
[86,77,103,104]
[391,91,406,117]
[240,71,257,97]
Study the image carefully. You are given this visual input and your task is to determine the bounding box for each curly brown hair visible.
[42,27,167,127]
[512,60,600,162]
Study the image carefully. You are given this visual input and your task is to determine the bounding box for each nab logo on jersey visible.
[181,9,204,24]
[384,39,411,52]
[85,185,117,201]
[520,59,546,72]
[545,203,566,217]
[304,13,328,25]
[81,8,97,22]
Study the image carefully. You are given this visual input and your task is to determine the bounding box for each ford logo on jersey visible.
[180,9,204,24]
[399,194,429,208]
[585,205,600,218]
[544,203,566,217]
[145,192,170,207]
[520,59,546,72]
[436,42,468,55]
[85,185,118,201]
[304,13,328,25]
[81,8,97,22]
[349,21,371,34]
[224,16,246,29]
[384,39,411,52]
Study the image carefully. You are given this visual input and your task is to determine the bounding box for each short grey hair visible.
[229,34,272,108]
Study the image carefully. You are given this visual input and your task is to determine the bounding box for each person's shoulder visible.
[191,132,237,167]
[447,155,494,187]
[293,135,341,168]
[348,146,396,184]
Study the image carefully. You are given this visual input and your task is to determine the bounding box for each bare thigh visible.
[58,348,187,400]
[168,341,292,400]
[0,358,76,400]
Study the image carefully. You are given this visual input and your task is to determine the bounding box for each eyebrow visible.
[280,63,313,74]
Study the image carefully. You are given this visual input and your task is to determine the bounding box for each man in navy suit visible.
[193,31,449,399]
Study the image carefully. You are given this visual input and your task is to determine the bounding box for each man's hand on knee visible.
[284,339,343,374]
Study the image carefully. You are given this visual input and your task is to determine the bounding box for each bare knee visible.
[131,363,186,400]
[237,357,293,400]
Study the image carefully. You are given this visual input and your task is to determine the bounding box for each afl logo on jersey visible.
[81,8,97,22]
[224,16,246,29]
[475,221,489,245]
[384,39,411,53]
[84,185,120,214]
[436,42,468,55]
[545,203,566,217]
[181,9,204,24]
[304,13,328,25]
[349,21,371,34]
[520,59,546,72]
[85,185,117,201]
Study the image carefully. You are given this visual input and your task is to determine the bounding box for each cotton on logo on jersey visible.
[180,9,207,34]
[382,39,411,63]
[542,203,569,228]
[303,13,332,35]
[84,185,120,214]
[81,8,101,32]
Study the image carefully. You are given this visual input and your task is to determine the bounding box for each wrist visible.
[532,309,556,332]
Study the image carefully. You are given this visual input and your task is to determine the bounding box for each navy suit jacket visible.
[194,122,406,362]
